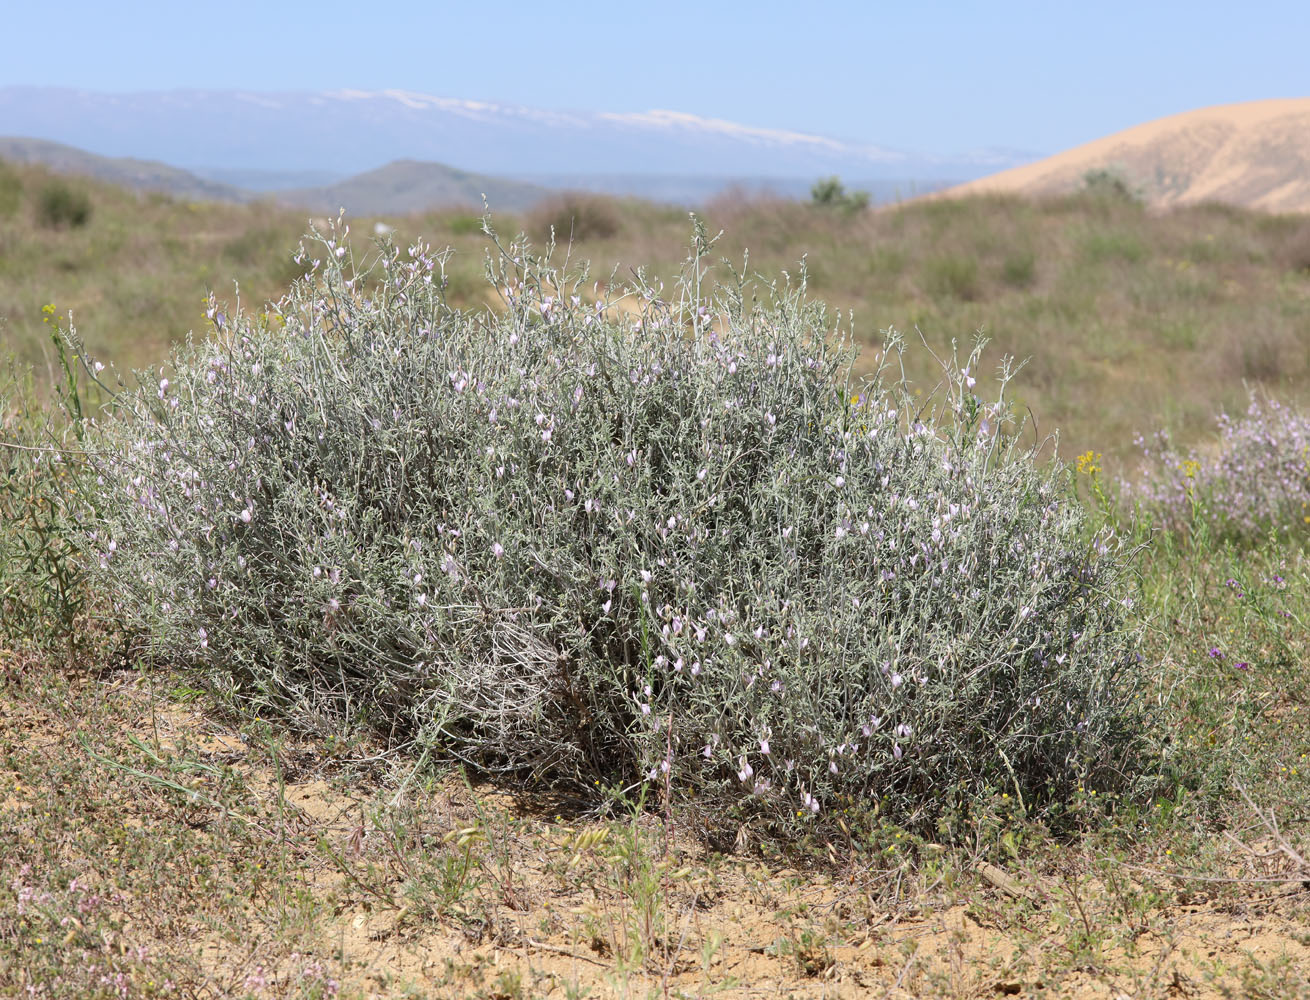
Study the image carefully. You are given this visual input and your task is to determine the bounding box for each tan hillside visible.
[948,98,1310,211]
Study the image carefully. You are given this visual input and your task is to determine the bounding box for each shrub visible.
[1001,250,1036,289]
[1081,169,1140,203]
[445,212,485,236]
[924,254,982,301]
[529,193,620,242]
[78,222,1151,838]
[810,176,870,213]
[36,180,92,229]
[1124,391,1310,541]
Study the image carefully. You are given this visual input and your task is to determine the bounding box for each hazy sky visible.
[8,0,1307,154]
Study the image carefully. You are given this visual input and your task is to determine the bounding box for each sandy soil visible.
[116,702,1310,998]
[5,665,1309,999]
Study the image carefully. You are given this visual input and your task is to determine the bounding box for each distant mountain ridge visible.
[948,98,1310,213]
[0,86,1040,182]
[0,135,958,215]
[0,136,550,214]
[0,136,250,202]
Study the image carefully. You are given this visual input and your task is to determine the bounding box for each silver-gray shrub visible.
[80,221,1151,835]
[1124,393,1310,542]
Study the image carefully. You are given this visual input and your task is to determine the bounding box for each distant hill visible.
[946,98,1310,212]
[0,136,250,202]
[275,159,550,215]
[0,138,550,215]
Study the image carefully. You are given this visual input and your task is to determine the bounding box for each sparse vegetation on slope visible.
[0,162,307,375]
[5,159,1310,468]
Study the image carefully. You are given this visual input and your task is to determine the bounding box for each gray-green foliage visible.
[78,219,1152,835]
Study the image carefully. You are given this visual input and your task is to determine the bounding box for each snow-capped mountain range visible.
[0,86,1039,185]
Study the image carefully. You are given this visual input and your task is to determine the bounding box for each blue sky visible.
[8,0,1308,154]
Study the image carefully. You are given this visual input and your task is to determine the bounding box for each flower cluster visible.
[6,865,155,999]
[1125,392,1310,540]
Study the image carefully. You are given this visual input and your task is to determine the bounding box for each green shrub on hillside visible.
[1001,249,1037,288]
[36,180,93,229]
[77,222,1153,837]
[924,253,982,301]
[810,176,870,213]
[531,193,620,241]
[1081,168,1140,203]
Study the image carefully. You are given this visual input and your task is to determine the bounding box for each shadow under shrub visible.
[78,223,1155,839]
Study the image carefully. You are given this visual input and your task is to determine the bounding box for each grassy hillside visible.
[0,160,305,376]
[4,159,1310,464]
